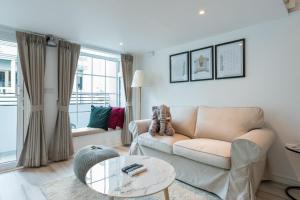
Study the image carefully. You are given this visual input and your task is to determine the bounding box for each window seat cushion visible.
[72,127,106,137]
[72,128,122,152]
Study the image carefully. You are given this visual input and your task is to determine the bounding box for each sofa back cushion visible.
[170,106,198,138]
[194,106,264,142]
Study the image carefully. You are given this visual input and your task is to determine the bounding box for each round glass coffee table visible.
[85,156,176,200]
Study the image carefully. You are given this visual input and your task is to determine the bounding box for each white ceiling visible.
[0,0,287,54]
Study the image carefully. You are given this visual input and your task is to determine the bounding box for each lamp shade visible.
[131,70,144,88]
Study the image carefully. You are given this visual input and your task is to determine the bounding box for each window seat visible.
[72,127,106,137]
[71,127,122,152]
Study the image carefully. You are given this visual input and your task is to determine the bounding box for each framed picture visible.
[215,39,245,79]
[169,51,189,83]
[190,46,214,81]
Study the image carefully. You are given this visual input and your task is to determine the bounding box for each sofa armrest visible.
[129,119,151,155]
[231,128,274,168]
[129,119,151,137]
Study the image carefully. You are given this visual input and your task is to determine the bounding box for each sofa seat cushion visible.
[139,132,190,154]
[173,138,231,169]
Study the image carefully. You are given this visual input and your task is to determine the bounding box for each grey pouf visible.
[73,145,119,184]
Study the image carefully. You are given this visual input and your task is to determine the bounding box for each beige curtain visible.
[49,41,80,161]
[121,54,133,145]
[16,31,48,167]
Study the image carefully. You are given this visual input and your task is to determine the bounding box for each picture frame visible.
[189,46,214,81]
[215,39,245,79]
[169,51,189,83]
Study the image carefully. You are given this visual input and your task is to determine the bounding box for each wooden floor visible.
[0,146,293,200]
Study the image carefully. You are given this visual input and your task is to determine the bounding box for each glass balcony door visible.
[0,39,23,171]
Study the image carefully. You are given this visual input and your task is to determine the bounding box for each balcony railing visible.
[0,93,17,106]
[0,92,113,107]
[70,92,111,106]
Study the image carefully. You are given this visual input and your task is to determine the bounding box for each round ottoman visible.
[73,145,119,184]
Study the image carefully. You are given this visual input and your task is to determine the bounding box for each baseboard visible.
[271,173,300,186]
[0,161,20,173]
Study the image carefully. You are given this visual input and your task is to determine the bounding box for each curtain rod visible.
[0,24,123,54]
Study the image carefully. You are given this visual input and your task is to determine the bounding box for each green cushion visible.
[87,105,112,130]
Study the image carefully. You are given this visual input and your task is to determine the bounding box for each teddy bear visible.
[148,106,160,136]
[149,105,175,136]
[159,104,175,136]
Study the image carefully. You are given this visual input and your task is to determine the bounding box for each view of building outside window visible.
[69,48,124,129]
[0,40,18,164]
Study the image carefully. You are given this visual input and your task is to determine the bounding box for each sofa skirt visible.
[139,145,267,200]
[141,146,230,199]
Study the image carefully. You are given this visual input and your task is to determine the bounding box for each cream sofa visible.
[129,106,274,200]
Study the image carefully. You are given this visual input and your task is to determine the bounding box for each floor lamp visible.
[131,70,144,120]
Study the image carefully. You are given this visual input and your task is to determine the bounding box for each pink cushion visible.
[108,107,125,129]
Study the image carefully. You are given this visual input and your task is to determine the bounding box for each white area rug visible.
[40,176,219,200]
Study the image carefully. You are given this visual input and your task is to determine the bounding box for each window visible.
[0,39,19,166]
[69,48,124,129]
[0,59,13,88]
[0,71,4,87]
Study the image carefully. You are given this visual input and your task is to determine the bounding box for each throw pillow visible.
[87,105,112,130]
[116,107,125,128]
[107,107,125,129]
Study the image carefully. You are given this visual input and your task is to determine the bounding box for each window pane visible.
[72,74,77,93]
[70,48,122,130]
[106,77,117,93]
[108,94,117,107]
[93,93,108,106]
[106,61,117,77]
[69,113,77,129]
[92,76,105,93]
[0,40,18,164]
[93,58,105,76]
[79,75,92,93]
[77,112,90,128]
[69,104,77,113]
[77,92,93,105]
[0,71,4,87]
[77,56,92,74]
[78,104,92,112]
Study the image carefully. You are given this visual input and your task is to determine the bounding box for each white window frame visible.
[70,49,122,129]
[0,37,24,171]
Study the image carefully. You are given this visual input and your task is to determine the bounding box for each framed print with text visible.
[169,51,189,83]
[215,39,245,79]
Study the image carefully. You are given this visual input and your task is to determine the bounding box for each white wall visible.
[134,12,300,184]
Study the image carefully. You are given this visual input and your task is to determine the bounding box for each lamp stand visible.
[139,87,142,120]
